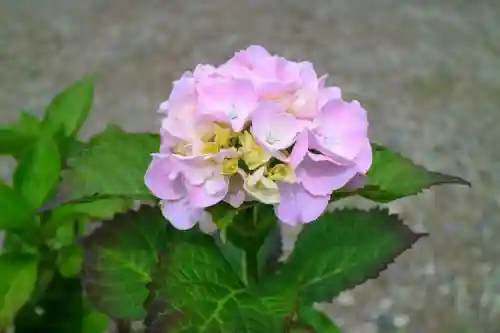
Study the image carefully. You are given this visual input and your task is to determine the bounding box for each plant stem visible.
[115,319,131,333]
[244,206,260,284]
[245,249,259,284]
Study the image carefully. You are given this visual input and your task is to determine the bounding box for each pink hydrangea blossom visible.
[145,45,372,229]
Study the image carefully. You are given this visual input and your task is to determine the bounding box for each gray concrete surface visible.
[1,0,499,332]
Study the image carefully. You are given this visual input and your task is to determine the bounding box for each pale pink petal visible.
[223,172,247,208]
[144,158,185,200]
[251,102,301,151]
[275,182,330,226]
[289,130,309,168]
[296,152,358,196]
[353,139,373,173]
[161,198,202,230]
[342,173,367,191]
[187,177,228,208]
[312,99,368,161]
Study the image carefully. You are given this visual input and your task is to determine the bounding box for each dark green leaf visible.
[43,197,132,237]
[0,253,38,328]
[0,111,41,158]
[14,275,85,333]
[42,77,94,141]
[83,206,167,319]
[226,204,277,253]
[360,144,470,202]
[278,208,424,304]
[61,125,159,202]
[0,181,35,230]
[3,231,38,254]
[295,306,341,333]
[257,224,282,278]
[13,132,61,209]
[145,230,288,333]
[57,244,83,277]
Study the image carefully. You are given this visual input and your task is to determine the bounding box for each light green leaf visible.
[145,230,289,333]
[360,144,470,202]
[61,125,159,202]
[57,244,83,277]
[42,77,94,141]
[43,197,132,237]
[294,306,341,333]
[0,111,42,158]
[83,206,167,319]
[82,308,110,333]
[278,208,423,304]
[13,132,61,209]
[0,253,38,328]
[0,181,35,230]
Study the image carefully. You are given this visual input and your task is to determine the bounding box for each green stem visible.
[245,249,259,284]
[244,206,260,284]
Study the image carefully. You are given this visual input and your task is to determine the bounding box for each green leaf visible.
[0,181,35,230]
[14,274,86,333]
[226,204,277,253]
[145,230,288,333]
[43,197,132,237]
[61,125,159,202]
[278,208,424,304]
[359,144,470,202]
[82,308,110,333]
[0,253,38,328]
[57,244,83,277]
[83,206,167,319]
[294,306,341,333]
[42,77,94,141]
[207,202,239,240]
[3,231,38,254]
[13,131,61,209]
[0,111,42,158]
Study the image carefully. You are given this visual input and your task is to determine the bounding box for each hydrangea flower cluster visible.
[145,45,372,230]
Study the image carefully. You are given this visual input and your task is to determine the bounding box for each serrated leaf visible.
[0,181,35,230]
[61,125,159,202]
[0,253,38,328]
[360,144,470,202]
[42,76,94,141]
[43,197,132,237]
[278,208,423,304]
[294,306,341,333]
[83,206,167,319]
[13,131,61,209]
[57,244,83,277]
[145,230,288,333]
[0,111,42,158]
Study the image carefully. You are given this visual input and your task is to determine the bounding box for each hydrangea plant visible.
[0,46,469,333]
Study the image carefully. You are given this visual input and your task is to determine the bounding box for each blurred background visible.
[1,0,499,332]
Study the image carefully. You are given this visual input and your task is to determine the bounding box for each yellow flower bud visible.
[267,163,295,183]
[200,142,220,154]
[239,131,270,170]
[221,158,238,175]
[214,123,232,148]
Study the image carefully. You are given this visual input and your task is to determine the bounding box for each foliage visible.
[0,77,469,332]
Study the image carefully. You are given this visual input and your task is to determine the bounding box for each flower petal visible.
[144,158,185,200]
[275,182,329,226]
[161,198,203,230]
[296,152,358,196]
